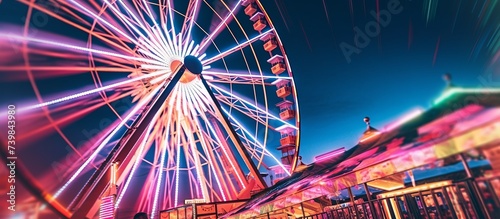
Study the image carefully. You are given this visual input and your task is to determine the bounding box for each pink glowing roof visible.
[223,89,500,218]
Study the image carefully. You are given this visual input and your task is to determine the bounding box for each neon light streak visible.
[0,33,165,66]
[359,132,381,143]
[24,69,169,110]
[162,24,177,58]
[174,113,182,207]
[198,0,242,51]
[202,28,275,65]
[151,107,173,219]
[140,64,169,70]
[384,108,424,132]
[141,0,160,30]
[53,87,159,199]
[184,40,195,57]
[149,74,169,85]
[151,26,175,57]
[166,0,179,56]
[115,122,155,208]
[313,148,345,162]
[184,0,199,47]
[198,53,207,60]
[202,109,247,189]
[203,71,293,80]
[68,0,138,45]
[103,0,167,58]
[433,87,500,105]
[180,86,208,200]
[206,122,247,189]
[186,86,227,201]
[209,83,298,129]
[191,44,200,55]
[220,107,290,176]
[138,48,164,63]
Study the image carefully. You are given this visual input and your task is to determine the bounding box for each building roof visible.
[223,88,500,218]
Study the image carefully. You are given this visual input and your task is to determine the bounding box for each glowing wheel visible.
[0,0,300,218]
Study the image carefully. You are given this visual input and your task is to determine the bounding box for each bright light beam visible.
[53,86,160,199]
[23,69,169,110]
[0,33,165,66]
[150,107,173,219]
[209,82,298,129]
[115,122,155,208]
[220,107,290,176]
[201,29,274,65]
[198,0,242,52]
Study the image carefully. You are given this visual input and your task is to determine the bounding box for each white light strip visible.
[24,70,168,110]
[54,86,160,199]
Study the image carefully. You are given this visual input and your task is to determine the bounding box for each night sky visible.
[262,0,499,162]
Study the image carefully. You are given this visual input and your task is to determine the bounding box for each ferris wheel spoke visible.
[221,107,291,176]
[182,115,210,200]
[17,0,137,55]
[165,0,179,55]
[188,88,236,200]
[197,0,242,53]
[203,70,293,85]
[65,0,141,46]
[189,114,227,201]
[209,82,297,129]
[22,69,168,111]
[179,0,200,54]
[55,86,158,201]
[102,0,168,58]
[0,33,165,66]
[201,28,274,65]
[115,121,156,208]
[151,106,174,218]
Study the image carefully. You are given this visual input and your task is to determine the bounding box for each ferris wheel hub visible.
[171,55,203,83]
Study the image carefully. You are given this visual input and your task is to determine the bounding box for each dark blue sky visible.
[0,0,498,169]
[261,0,499,162]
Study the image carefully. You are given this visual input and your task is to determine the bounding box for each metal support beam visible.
[460,153,491,219]
[199,76,267,189]
[71,59,193,219]
[364,183,377,219]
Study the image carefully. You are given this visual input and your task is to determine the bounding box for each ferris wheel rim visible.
[5,0,302,217]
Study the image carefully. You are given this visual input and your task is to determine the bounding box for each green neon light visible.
[433,87,500,105]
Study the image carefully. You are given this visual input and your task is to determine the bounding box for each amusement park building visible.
[160,87,500,219]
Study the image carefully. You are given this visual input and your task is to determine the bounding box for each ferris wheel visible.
[0,0,300,218]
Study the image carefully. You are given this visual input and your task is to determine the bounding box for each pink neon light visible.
[313,147,345,162]
[198,0,242,52]
[99,196,115,219]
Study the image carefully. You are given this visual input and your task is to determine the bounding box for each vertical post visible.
[300,203,306,218]
[347,186,360,219]
[71,56,199,219]
[459,153,491,219]
[199,77,267,189]
[459,153,473,178]
[364,183,378,219]
[192,204,196,219]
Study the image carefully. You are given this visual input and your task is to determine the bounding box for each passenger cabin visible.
[243,2,257,17]
[260,32,278,52]
[277,100,295,121]
[250,12,267,32]
[276,125,297,166]
[272,79,292,98]
[267,55,286,75]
